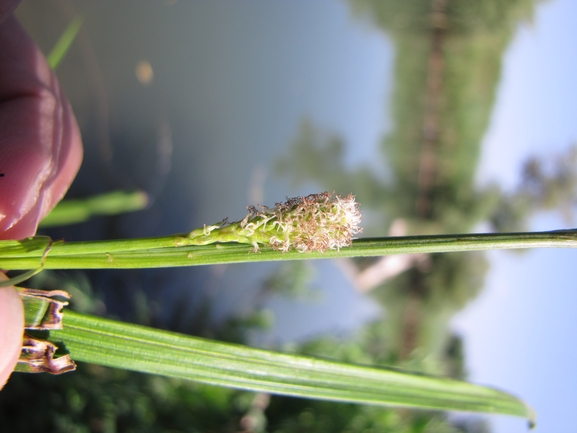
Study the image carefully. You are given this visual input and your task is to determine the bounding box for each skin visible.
[0,0,83,389]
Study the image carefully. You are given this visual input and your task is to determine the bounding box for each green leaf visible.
[47,16,83,70]
[49,311,535,426]
[39,190,148,228]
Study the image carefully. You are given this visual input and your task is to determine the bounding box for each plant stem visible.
[1,229,576,270]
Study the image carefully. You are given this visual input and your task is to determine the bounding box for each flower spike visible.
[188,192,362,252]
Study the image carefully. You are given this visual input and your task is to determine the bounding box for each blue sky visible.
[456,0,577,431]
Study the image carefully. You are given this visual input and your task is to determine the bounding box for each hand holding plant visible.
[0,1,82,389]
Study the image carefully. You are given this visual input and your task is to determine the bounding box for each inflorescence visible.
[188,192,362,252]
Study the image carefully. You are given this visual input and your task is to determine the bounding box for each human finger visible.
[0,274,24,389]
[0,14,83,240]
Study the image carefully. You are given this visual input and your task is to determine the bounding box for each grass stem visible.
[1,229,576,270]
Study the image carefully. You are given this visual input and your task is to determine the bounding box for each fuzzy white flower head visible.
[243,192,362,252]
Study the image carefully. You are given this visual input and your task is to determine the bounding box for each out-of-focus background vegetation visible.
[2,0,576,432]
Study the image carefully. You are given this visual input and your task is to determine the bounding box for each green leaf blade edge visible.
[50,311,535,425]
[47,16,83,70]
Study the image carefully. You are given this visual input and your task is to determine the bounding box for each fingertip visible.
[39,92,84,221]
[0,200,42,240]
[0,15,84,239]
[0,275,24,390]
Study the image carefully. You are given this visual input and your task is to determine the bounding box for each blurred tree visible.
[275,0,548,391]
[349,0,541,35]
[490,145,577,231]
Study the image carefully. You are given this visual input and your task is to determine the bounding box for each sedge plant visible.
[0,13,553,428]
[0,190,564,427]
[0,34,542,423]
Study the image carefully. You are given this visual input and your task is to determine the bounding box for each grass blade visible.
[47,16,83,70]
[49,311,535,425]
[39,191,148,228]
